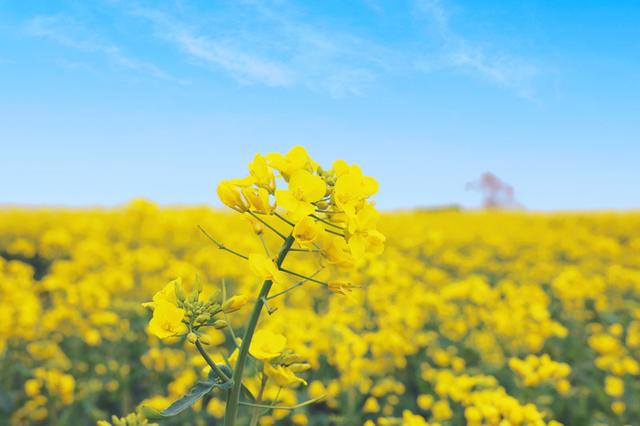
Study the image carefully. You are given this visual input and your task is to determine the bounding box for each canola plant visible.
[1,147,639,425]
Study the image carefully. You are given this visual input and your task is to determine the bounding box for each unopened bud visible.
[222,295,249,314]
[208,303,222,315]
[316,200,330,210]
[139,406,163,420]
[213,319,228,329]
[208,289,221,304]
[195,275,203,293]
[174,279,186,302]
[281,353,305,364]
[200,334,213,345]
[195,313,210,323]
[288,362,311,373]
[252,221,264,235]
[187,332,198,344]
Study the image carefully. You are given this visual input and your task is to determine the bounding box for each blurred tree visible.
[467,172,522,209]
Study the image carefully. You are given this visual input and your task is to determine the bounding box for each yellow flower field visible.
[2,201,639,425]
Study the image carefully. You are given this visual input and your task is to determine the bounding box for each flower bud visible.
[174,279,186,302]
[222,295,249,314]
[139,406,163,420]
[217,180,249,212]
[281,353,305,365]
[208,302,222,315]
[252,221,264,235]
[187,332,198,344]
[200,334,213,345]
[213,319,228,329]
[195,313,211,323]
[288,362,311,373]
[315,199,330,210]
[207,289,221,304]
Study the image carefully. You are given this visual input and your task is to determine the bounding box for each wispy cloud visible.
[24,14,173,81]
[413,0,540,99]
[127,2,386,97]
[22,1,542,98]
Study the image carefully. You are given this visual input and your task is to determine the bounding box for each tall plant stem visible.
[223,234,295,426]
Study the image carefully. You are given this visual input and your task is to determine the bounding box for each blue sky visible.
[1,0,639,210]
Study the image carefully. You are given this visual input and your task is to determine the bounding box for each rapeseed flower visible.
[148,300,187,339]
[250,330,287,360]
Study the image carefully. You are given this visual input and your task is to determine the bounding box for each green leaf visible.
[142,370,233,420]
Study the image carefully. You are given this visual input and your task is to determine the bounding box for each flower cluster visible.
[143,277,247,342]
[98,412,158,426]
[250,330,310,388]
[218,146,385,269]
[509,354,571,393]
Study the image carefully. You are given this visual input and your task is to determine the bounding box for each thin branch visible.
[315,209,343,214]
[247,211,286,240]
[311,214,345,231]
[267,268,325,300]
[324,228,346,238]
[279,268,328,287]
[240,396,326,411]
[273,211,295,227]
[195,339,230,383]
[198,225,249,260]
[259,234,271,257]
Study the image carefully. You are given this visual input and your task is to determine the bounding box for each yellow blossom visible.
[141,278,181,309]
[267,146,315,180]
[222,295,249,313]
[242,187,273,214]
[275,170,326,220]
[248,253,286,284]
[249,330,287,360]
[264,362,307,387]
[293,216,322,245]
[605,375,624,397]
[248,153,275,193]
[217,180,249,212]
[147,300,187,339]
[363,397,380,413]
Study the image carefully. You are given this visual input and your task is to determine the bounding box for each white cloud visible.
[24,14,173,81]
[414,0,540,98]
[23,1,542,98]
[128,3,385,96]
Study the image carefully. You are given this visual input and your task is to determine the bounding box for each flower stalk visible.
[223,234,295,426]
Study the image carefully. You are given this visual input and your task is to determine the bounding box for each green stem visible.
[249,373,267,426]
[223,234,295,426]
[195,339,230,382]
